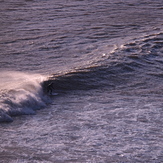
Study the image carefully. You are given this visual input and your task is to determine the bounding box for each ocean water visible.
[0,0,163,162]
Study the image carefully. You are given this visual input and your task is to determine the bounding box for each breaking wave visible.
[1,32,162,122]
[0,71,48,122]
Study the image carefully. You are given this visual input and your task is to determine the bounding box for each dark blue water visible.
[0,0,163,162]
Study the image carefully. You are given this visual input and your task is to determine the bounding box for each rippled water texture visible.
[0,0,163,162]
[0,0,163,73]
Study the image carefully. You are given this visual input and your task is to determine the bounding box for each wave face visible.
[43,32,163,94]
[0,71,48,122]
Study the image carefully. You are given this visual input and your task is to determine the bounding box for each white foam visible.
[0,71,49,122]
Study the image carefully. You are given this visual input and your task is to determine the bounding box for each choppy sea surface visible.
[0,0,163,162]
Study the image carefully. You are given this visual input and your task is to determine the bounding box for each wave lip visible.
[0,71,48,122]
